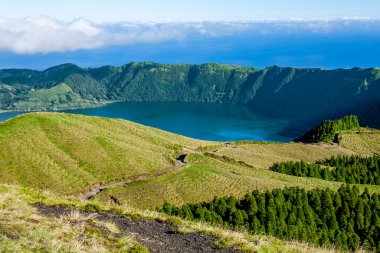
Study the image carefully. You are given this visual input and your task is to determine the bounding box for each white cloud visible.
[0,16,105,53]
[0,16,379,54]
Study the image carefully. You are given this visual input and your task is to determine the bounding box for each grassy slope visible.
[211,128,380,170]
[338,129,380,155]
[2,113,379,251]
[97,153,380,209]
[0,184,147,252]
[2,113,380,210]
[0,183,340,253]
[211,142,357,169]
[0,113,212,195]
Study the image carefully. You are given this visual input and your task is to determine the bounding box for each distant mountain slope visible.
[1,62,380,127]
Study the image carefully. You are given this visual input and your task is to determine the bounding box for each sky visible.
[0,0,380,69]
[3,0,380,21]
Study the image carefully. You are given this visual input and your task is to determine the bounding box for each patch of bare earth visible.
[36,205,240,253]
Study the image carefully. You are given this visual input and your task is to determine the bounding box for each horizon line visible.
[1,61,379,72]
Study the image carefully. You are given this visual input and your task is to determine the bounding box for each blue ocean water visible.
[1,30,379,70]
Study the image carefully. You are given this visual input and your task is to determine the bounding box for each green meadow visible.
[0,112,211,195]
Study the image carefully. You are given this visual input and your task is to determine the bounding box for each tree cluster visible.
[269,155,380,185]
[295,115,360,143]
[161,185,380,251]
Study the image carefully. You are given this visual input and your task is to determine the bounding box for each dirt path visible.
[80,154,187,200]
[37,205,240,253]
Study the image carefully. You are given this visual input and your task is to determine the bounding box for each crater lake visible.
[0,102,308,142]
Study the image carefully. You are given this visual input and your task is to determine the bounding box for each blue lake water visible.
[0,111,23,123]
[0,102,307,142]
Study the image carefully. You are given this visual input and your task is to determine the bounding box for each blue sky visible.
[0,1,380,69]
[3,0,380,21]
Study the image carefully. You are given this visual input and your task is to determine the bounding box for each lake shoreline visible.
[0,100,117,114]
[0,101,305,142]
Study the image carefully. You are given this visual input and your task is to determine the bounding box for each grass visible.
[338,129,380,155]
[0,184,147,252]
[0,112,212,195]
[0,183,342,253]
[1,113,378,251]
[211,142,357,168]
[95,153,380,209]
[2,112,380,209]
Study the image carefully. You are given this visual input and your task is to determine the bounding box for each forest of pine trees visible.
[161,185,380,251]
[295,115,360,143]
[269,155,380,185]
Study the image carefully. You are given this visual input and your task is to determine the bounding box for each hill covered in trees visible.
[295,115,361,143]
[1,63,380,128]
[270,155,380,185]
[161,185,380,251]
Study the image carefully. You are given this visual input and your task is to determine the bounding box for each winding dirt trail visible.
[80,154,187,200]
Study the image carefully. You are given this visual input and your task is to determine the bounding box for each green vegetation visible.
[0,112,212,195]
[320,155,380,184]
[210,142,356,169]
[338,129,380,155]
[2,112,380,209]
[0,184,147,252]
[270,155,380,185]
[2,112,379,208]
[2,112,380,251]
[0,183,342,253]
[161,185,380,251]
[95,153,380,209]
[295,115,360,143]
[1,63,380,128]
[14,83,101,111]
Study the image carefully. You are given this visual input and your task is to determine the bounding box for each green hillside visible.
[1,112,380,208]
[14,83,101,111]
[210,142,356,169]
[0,112,211,195]
[338,128,380,155]
[1,62,380,127]
[96,152,380,209]
[269,155,380,185]
[2,113,380,252]
[295,115,361,143]
[161,185,380,252]
[0,183,341,253]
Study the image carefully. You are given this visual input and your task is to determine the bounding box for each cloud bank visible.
[0,16,379,54]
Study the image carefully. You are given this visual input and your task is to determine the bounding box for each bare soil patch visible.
[36,205,240,253]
